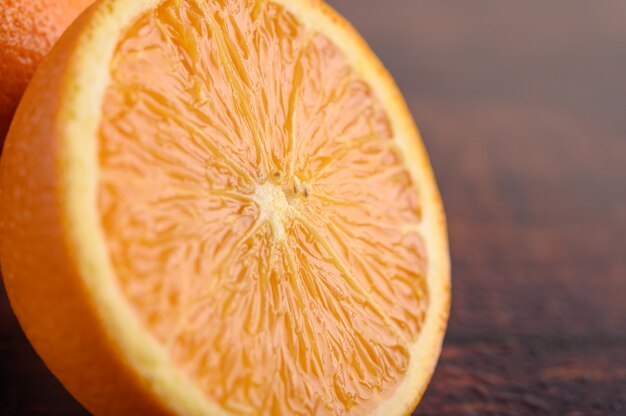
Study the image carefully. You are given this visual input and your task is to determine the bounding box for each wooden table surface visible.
[1,1,625,415]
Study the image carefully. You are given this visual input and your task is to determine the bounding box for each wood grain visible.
[1,0,625,414]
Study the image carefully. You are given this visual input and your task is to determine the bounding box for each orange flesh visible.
[98,0,428,414]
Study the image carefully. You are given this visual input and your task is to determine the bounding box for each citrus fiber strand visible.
[312,135,387,182]
[191,218,265,303]
[127,84,255,184]
[294,215,408,342]
[203,4,271,176]
[298,207,416,329]
[285,37,310,181]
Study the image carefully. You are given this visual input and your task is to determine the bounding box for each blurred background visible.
[2,1,626,414]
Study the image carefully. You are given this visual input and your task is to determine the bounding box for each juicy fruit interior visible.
[98,0,428,413]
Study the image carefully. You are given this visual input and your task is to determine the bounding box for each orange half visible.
[0,0,450,414]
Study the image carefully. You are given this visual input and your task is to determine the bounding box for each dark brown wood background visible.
[1,0,625,414]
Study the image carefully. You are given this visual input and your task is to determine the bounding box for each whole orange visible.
[0,0,93,143]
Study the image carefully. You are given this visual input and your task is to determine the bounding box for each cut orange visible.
[0,0,450,415]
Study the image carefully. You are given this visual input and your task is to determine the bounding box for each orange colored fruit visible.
[0,0,93,142]
[0,0,450,414]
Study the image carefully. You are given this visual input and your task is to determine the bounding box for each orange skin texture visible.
[0,0,93,143]
[0,6,173,415]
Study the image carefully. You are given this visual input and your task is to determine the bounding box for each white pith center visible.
[253,182,296,241]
